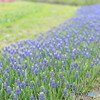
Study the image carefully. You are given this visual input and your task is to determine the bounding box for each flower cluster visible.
[0,4,100,100]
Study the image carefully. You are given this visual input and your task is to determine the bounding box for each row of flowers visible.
[0,4,100,100]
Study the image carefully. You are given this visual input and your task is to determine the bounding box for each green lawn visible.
[33,0,100,5]
[0,1,78,48]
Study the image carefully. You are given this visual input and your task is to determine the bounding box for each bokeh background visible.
[0,0,100,100]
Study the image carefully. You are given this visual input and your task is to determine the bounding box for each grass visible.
[0,2,99,100]
[0,1,78,48]
[33,0,100,5]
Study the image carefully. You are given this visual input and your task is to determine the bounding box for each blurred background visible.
[0,0,100,48]
[32,0,100,5]
[0,0,100,5]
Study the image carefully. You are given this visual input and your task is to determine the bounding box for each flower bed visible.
[0,4,100,100]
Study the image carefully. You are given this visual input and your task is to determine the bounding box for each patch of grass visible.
[33,0,100,5]
[0,1,78,48]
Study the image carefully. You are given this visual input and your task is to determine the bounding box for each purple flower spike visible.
[86,71,89,78]
[66,81,70,89]
[49,79,57,88]
[4,72,9,79]
[15,79,21,87]
[50,70,55,77]
[30,94,35,100]
[25,78,29,86]
[3,83,7,90]
[72,83,77,90]
[39,92,44,100]
[22,70,25,77]
[21,81,25,89]
[7,86,12,95]
[36,79,40,85]
[43,58,48,66]
[75,71,79,78]
[15,86,20,95]
[31,65,39,75]
[42,72,48,81]
[41,86,46,93]
[59,73,63,79]
[13,94,18,100]
[30,81,34,89]
[63,88,68,96]
[0,67,2,73]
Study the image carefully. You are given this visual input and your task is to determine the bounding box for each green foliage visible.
[32,0,100,5]
[0,1,77,48]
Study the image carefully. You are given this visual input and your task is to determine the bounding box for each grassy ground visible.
[33,0,100,5]
[0,1,78,48]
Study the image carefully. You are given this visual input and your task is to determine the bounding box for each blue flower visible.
[21,81,25,89]
[41,86,46,93]
[30,94,35,100]
[72,83,77,90]
[7,86,12,95]
[39,92,44,100]
[15,86,20,95]
[75,71,79,78]
[66,82,70,89]
[49,79,57,88]
[86,71,89,78]
[13,94,18,100]
[31,65,39,75]
[43,58,48,66]
[0,67,3,73]
[30,81,34,89]
[50,70,55,77]
[63,88,68,96]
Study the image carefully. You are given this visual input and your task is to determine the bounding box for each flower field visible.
[0,4,100,100]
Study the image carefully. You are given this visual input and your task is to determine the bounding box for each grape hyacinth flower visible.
[66,81,70,89]
[36,78,40,85]
[39,92,44,100]
[3,81,8,90]
[21,81,25,89]
[42,72,48,81]
[7,86,12,95]
[43,58,48,66]
[62,61,65,67]
[15,86,20,95]
[75,71,79,78]
[50,70,55,77]
[41,86,46,93]
[30,94,35,100]
[15,79,21,87]
[49,78,57,88]
[30,81,34,89]
[22,70,25,77]
[24,61,28,69]
[86,71,89,78]
[72,83,77,90]
[4,72,9,79]
[31,65,39,75]
[0,66,2,73]
[60,75,65,83]
[17,69,21,76]
[59,71,63,79]
[63,88,68,96]
[13,94,18,100]
[25,78,29,86]
[62,54,67,61]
